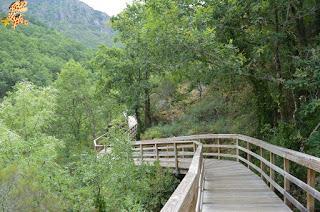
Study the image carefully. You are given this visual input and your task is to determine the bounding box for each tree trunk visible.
[291,0,308,46]
[135,106,142,140]
[273,6,295,123]
[315,0,320,35]
[144,70,152,128]
[249,77,277,133]
[144,87,152,128]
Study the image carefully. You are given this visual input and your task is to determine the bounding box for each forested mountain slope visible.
[0,14,88,97]
[1,0,320,210]
[0,0,114,48]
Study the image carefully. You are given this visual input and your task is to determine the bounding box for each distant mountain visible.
[0,0,114,48]
[0,10,89,97]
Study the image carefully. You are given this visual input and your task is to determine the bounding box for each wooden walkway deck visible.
[202,159,291,212]
[96,134,320,211]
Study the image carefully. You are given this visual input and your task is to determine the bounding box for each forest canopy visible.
[1,0,320,210]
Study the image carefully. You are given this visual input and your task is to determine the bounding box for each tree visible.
[54,61,97,144]
[0,82,56,140]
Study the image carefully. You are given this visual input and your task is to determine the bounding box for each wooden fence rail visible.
[96,134,320,212]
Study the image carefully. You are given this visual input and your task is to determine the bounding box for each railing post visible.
[260,147,264,178]
[140,144,143,163]
[269,152,275,191]
[217,139,220,160]
[246,142,251,168]
[193,142,197,153]
[307,168,316,212]
[174,143,179,174]
[236,138,239,162]
[284,158,290,206]
[155,143,159,160]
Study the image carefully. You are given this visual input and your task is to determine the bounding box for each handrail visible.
[93,132,108,152]
[237,134,320,172]
[134,134,320,212]
[161,141,203,212]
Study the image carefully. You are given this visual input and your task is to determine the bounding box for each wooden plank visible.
[238,146,320,202]
[155,143,159,160]
[140,144,143,163]
[238,156,307,211]
[136,134,320,172]
[202,204,291,212]
[284,158,290,206]
[217,139,220,159]
[260,147,264,178]
[270,152,275,191]
[238,134,320,173]
[203,153,236,158]
[247,142,251,168]
[196,160,205,212]
[307,168,316,212]
[174,143,178,173]
[203,144,236,148]
[161,144,203,212]
[236,138,239,162]
[202,159,291,212]
[132,135,320,212]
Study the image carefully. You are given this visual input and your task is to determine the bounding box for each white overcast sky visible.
[80,0,134,16]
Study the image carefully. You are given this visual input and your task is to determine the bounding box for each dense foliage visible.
[0,69,178,211]
[0,18,88,97]
[1,0,320,210]
[0,0,114,48]
[93,0,320,157]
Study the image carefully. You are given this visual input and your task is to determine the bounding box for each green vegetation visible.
[0,19,88,97]
[0,66,178,211]
[95,0,320,158]
[1,0,320,210]
[0,0,114,48]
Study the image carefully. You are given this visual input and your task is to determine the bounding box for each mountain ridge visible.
[0,0,114,48]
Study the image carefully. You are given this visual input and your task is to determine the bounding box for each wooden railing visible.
[94,132,108,152]
[133,139,204,211]
[133,134,320,212]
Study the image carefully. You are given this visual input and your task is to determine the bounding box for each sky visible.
[79,0,134,16]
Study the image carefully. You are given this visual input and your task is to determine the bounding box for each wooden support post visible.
[140,144,143,163]
[155,143,159,160]
[193,142,197,153]
[260,147,264,178]
[217,139,220,160]
[284,158,290,206]
[174,143,179,174]
[269,152,275,191]
[247,142,251,168]
[236,139,239,162]
[307,168,316,212]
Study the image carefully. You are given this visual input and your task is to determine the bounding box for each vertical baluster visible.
[182,146,185,159]
[284,158,290,206]
[236,138,239,162]
[193,142,197,153]
[260,147,264,178]
[174,143,178,173]
[155,143,159,160]
[217,139,220,160]
[140,144,143,163]
[307,168,315,212]
[247,142,251,168]
[269,152,275,191]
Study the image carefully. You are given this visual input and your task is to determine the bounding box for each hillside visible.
[0,13,89,97]
[0,0,114,48]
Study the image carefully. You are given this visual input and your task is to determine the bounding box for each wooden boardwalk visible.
[202,159,291,212]
[96,134,320,211]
